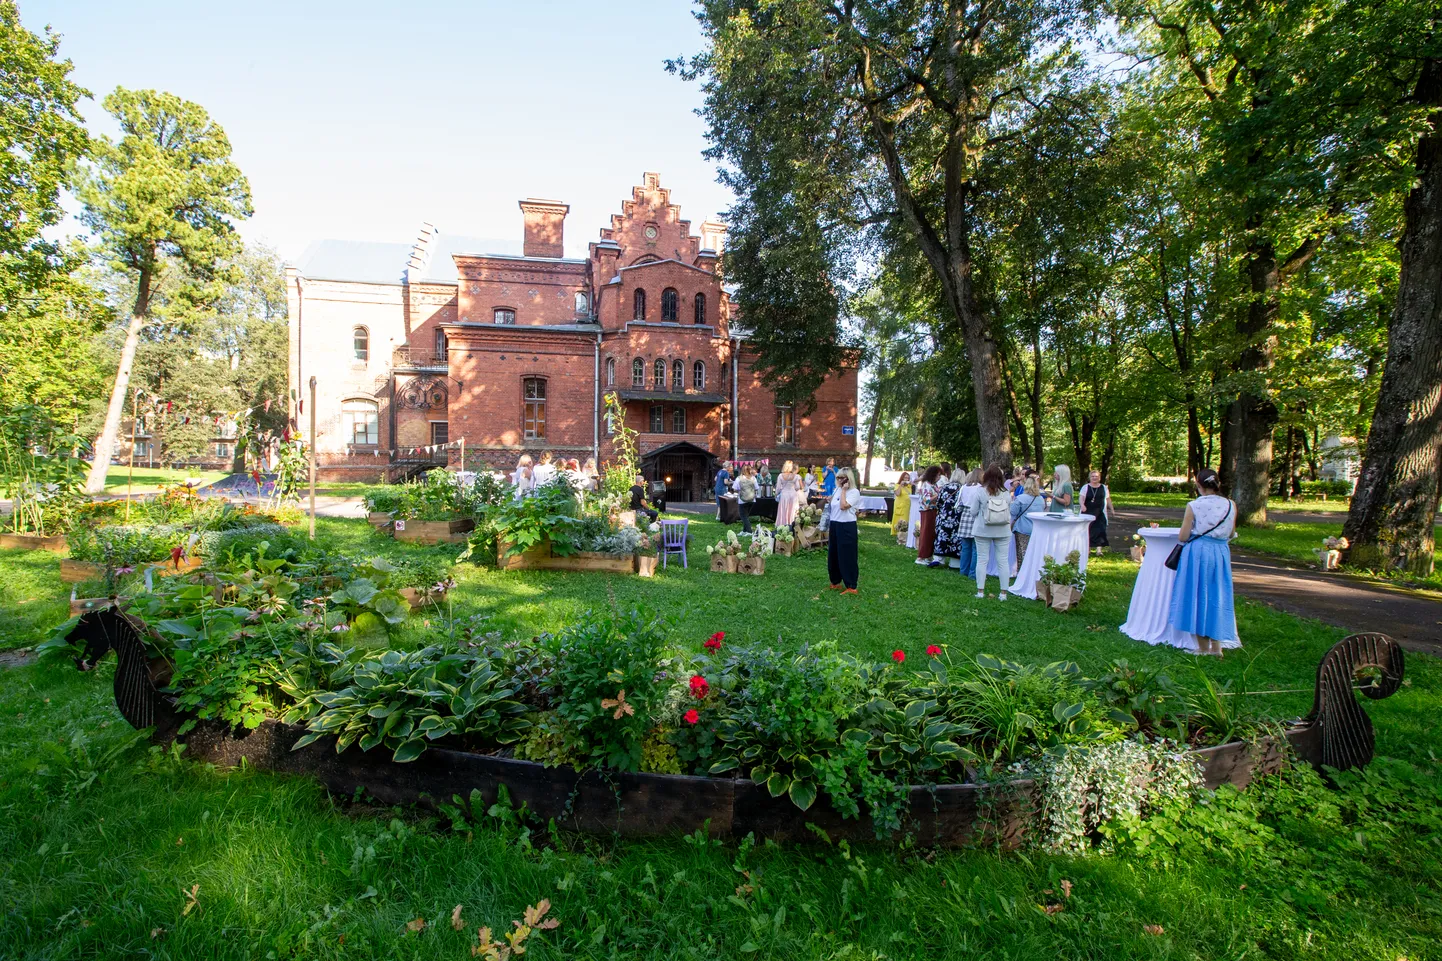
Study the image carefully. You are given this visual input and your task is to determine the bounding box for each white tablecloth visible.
[854,495,888,513]
[905,495,922,548]
[1120,527,1242,652]
[1008,513,1092,599]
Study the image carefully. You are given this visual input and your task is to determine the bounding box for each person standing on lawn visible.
[1080,469,1113,555]
[955,467,984,578]
[1051,464,1075,511]
[1169,468,1239,657]
[913,466,943,565]
[821,457,838,498]
[736,464,759,533]
[827,468,860,594]
[775,460,803,528]
[972,465,1014,600]
[890,471,912,537]
[1010,473,1049,565]
[714,461,732,519]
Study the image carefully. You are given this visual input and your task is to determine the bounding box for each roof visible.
[640,440,717,461]
[617,258,718,277]
[615,388,728,404]
[294,232,522,285]
[296,239,414,285]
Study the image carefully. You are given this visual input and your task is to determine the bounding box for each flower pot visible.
[773,540,794,557]
[723,554,740,574]
[1049,585,1079,612]
[710,554,727,573]
[60,559,104,583]
[0,532,67,553]
[739,556,765,575]
[799,526,820,548]
[1315,549,1341,571]
[635,555,658,577]
[1129,546,1145,563]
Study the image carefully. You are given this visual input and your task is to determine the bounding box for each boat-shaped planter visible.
[64,611,1402,847]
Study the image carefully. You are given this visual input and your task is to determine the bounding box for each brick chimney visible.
[519,199,569,258]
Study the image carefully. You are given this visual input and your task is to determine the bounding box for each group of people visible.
[893,460,1237,654]
[510,452,600,495]
[713,457,841,533]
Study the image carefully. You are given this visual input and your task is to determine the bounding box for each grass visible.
[2,515,1441,959]
[0,547,71,649]
[1234,520,1442,594]
[1112,491,1353,513]
[97,467,229,494]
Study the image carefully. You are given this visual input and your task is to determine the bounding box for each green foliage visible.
[0,404,88,535]
[472,476,581,561]
[64,523,188,567]
[286,647,531,763]
[326,558,410,630]
[541,605,671,771]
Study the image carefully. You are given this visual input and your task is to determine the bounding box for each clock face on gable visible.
[644,225,658,240]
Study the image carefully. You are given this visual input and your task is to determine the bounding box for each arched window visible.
[494,308,516,325]
[605,357,616,386]
[650,405,664,433]
[693,360,706,390]
[352,327,369,362]
[694,293,706,325]
[342,398,379,445]
[672,360,684,391]
[653,358,666,388]
[433,328,447,362]
[661,288,679,322]
[672,408,686,433]
[632,358,645,387]
[523,378,547,440]
[633,288,646,320]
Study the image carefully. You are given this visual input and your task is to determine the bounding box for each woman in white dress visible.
[775,460,802,527]
[532,451,557,487]
[511,454,535,498]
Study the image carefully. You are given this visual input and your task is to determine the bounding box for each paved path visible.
[1113,505,1442,654]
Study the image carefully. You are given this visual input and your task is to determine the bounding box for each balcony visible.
[393,347,448,370]
[613,387,727,405]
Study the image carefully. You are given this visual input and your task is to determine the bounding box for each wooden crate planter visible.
[149,556,204,578]
[499,539,637,574]
[366,512,393,528]
[0,532,67,553]
[60,559,104,583]
[798,527,828,550]
[394,517,474,545]
[62,614,1407,850]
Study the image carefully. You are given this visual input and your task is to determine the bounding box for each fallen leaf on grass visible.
[1143,925,1165,936]
[452,904,466,931]
[1039,903,1064,915]
[181,884,199,916]
[1061,879,1073,899]
[406,917,426,933]
[150,928,166,940]
[176,837,183,845]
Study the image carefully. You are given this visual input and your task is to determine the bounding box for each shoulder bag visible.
[1165,500,1233,571]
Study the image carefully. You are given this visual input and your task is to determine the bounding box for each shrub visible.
[66,524,189,566]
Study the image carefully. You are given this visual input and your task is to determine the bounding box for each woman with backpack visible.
[972,465,1015,600]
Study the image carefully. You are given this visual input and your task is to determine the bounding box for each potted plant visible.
[706,531,742,572]
[772,525,796,557]
[894,519,909,546]
[739,534,767,575]
[634,526,659,577]
[1129,532,1145,563]
[1037,551,1086,612]
[796,504,825,549]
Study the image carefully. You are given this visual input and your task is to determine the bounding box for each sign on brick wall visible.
[841,425,855,436]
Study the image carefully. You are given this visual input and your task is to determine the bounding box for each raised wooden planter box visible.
[150,556,204,577]
[60,559,104,583]
[366,512,393,527]
[394,517,474,545]
[62,613,1404,849]
[498,539,637,574]
[0,531,67,553]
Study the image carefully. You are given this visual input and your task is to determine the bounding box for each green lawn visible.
[1112,491,1353,513]
[98,466,229,494]
[2,516,1441,959]
[1233,520,1442,594]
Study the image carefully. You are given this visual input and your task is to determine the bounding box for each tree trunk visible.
[1030,332,1044,473]
[86,264,153,493]
[862,390,884,486]
[1229,235,1281,526]
[1280,426,1296,501]
[1345,56,1442,577]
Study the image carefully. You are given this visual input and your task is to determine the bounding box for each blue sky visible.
[24,0,734,262]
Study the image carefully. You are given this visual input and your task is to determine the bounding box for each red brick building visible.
[286,173,858,499]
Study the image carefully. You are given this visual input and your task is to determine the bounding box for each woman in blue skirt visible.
[1168,468,1239,656]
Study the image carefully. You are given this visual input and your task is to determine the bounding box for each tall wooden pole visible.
[125,389,139,523]
[308,376,317,540]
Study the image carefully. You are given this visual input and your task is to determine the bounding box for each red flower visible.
[688,674,709,699]
[683,709,700,725]
[892,650,906,664]
[926,645,942,657]
[704,632,724,651]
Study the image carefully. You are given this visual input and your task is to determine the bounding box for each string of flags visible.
[386,439,464,457]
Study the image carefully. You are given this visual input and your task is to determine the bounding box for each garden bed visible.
[499,539,639,574]
[394,517,474,544]
[0,532,67,552]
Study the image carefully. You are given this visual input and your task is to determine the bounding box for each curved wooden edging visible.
[64,611,1397,846]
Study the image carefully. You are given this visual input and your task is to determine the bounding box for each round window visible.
[644,226,658,239]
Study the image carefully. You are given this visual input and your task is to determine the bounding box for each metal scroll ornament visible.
[1305,632,1405,770]
[397,377,448,410]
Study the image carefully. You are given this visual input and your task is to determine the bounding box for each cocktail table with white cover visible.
[1008,513,1092,599]
[1120,527,1241,653]
[853,495,888,514]
[904,492,922,548]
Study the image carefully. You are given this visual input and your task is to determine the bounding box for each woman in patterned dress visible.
[931,467,968,570]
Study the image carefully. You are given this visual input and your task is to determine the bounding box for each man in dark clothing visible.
[630,474,658,522]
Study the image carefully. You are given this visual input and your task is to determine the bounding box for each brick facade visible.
[287,174,859,490]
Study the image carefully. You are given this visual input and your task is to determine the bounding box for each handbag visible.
[1165,501,1233,571]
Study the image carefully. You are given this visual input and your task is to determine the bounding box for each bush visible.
[66,524,189,566]
[196,524,301,564]
[1300,479,1352,496]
